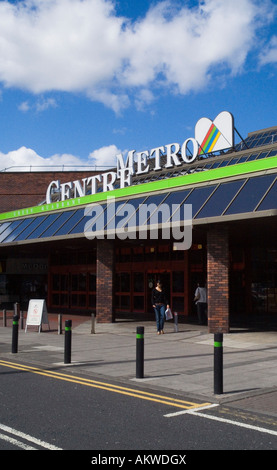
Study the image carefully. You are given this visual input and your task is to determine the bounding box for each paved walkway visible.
[1,313,277,415]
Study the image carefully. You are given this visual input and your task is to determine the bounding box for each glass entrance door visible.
[50,270,96,311]
[51,272,69,308]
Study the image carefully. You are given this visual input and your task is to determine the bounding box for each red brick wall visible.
[96,240,115,323]
[207,225,229,333]
[0,171,99,213]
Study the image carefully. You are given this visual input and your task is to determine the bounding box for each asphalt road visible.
[1,360,277,455]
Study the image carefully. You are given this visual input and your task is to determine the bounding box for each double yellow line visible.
[0,359,210,410]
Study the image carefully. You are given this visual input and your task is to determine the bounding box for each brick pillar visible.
[96,240,115,323]
[207,225,229,333]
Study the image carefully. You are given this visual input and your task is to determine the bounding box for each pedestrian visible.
[194,282,207,325]
[152,280,170,335]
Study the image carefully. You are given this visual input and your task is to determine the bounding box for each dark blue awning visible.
[0,172,276,245]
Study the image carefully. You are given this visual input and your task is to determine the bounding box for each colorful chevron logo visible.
[198,122,221,155]
[195,111,234,156]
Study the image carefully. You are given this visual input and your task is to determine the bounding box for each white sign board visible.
[25,299,50,333]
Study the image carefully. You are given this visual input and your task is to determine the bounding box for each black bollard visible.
[174,311,178,332]
[136,326,144,378]
[3,309,6,327]
[91,313,96,334]
[12,315,19,354]
[58,314,63,335]
[214,333,223,394]
[64,320,72,364]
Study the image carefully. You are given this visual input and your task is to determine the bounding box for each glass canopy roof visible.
[0,171,276,245]
[235,129,277,151]
[132,148,277,186]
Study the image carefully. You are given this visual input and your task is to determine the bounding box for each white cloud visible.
[88,144,121,169]
[0,147,44,170]
[122,0,266,94]
[259,36,277,65]
[18,101,30,112]
[18,97,58,112]
[35,97,58,112]
[0,0,274,112]
[0,144,121,171]
[134,89,155,111]
[0,0,126,111]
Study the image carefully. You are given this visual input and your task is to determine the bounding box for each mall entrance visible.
[114,239,206,319]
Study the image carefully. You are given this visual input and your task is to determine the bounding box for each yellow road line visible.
[0,359,211,410]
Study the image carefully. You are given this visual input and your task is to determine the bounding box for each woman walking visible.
[152,280,170,335]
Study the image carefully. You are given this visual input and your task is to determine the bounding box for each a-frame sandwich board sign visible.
[25,299,50,333]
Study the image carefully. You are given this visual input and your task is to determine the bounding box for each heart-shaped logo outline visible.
[195,111,234,155]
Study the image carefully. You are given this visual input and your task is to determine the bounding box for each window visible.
[172,271,184,293]
[225,174,276,215]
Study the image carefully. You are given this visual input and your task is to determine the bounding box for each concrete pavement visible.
[1,313,277,414]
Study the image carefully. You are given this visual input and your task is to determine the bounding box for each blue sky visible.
[0,0,276,171]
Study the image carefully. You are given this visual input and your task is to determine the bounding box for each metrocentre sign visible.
[46,111,234,204]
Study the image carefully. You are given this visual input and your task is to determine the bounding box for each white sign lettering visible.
[46,140,198,203]
[45,111,234,204]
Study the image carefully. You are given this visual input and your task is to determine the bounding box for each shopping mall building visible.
[0,111,276,333]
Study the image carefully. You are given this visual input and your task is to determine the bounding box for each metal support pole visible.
[174,311,178,332]
[64,320,72,364]
[12,315,19,354]
[214,333,223,394]
[58,314,63,335]
[136,326,144,378]
[20,311,24,330]
[3,309,6,327]
[91,313,95,334]
[14,302,20,317]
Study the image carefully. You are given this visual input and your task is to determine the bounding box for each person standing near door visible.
[194,282,207,325]
[152,280,170,335]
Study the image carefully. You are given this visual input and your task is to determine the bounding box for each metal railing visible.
[0,165,114,172]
